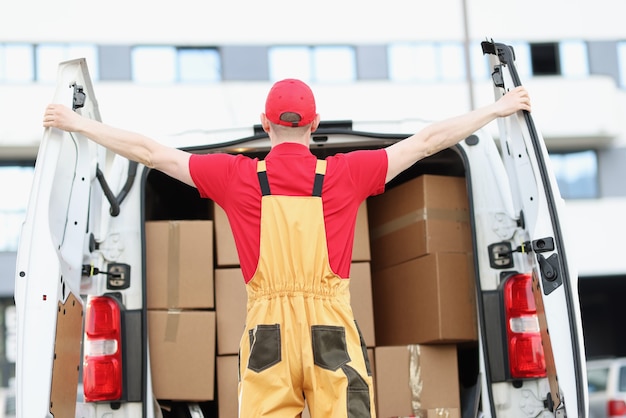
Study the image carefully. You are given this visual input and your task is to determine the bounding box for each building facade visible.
[1,0,626,379]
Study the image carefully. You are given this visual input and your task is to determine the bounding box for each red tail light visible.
[83,296,123,401]
[609,400,626,417]
[503,273,547,378]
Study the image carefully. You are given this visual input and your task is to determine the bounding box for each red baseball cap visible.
[265,78,317,127]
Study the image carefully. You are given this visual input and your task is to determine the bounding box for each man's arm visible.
[43,104,194,187]
[384,86,531,184]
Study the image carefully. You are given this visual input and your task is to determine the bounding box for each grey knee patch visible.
[354,320,372,377]
[343,364,372,417]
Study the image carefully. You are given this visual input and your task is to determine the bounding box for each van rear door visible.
[481,41,588,418]
[14,58,102,418]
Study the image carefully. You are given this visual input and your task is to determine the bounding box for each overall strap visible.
[257,160,271,196]
[312,160,327,197]
[257,159,327,197]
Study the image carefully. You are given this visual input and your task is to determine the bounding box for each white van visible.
[14,41,588,418]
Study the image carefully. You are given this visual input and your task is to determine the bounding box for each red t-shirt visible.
[189,142,387,283]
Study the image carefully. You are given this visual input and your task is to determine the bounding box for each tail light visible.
[83,296,123,401]
[503,273,547,378]
[609,400,626,417]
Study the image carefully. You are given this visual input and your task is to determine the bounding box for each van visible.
[14,40,588,418]
[587,357,626,418]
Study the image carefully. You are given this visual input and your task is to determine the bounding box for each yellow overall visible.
[237,160,375,417]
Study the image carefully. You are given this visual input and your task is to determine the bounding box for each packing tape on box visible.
[370,208,470,240]
[164,309,181,342]
[408,344,424,417]
[167,221,180,308]
[432,408,453,418]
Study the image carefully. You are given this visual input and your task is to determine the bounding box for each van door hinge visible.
[538,253,562,295]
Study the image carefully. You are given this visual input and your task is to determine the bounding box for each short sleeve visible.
[338,149,387,199]
[189,153,237,202]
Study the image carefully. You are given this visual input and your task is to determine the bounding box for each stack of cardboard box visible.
[145,220,216,402]
[367,174,477,418]
[144,173,477,418]
[214,201,376,418]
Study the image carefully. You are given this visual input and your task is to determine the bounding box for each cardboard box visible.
[148,310,216,401]
[374,345,459,418]
[422,408,461,418]
[214,268,247,355]
[215,263,376,354]
[350,262,376,347]
[353,201,371,262]
[145,220,214,309]
[372,253,477,346]
[368,175,471,270]
[216,355,239,418]
[218,348,375,418]
[214,204,240,267]
[214,201,370,266]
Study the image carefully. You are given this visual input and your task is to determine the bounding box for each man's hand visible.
[43,104,83,132]
[494,86,531,117]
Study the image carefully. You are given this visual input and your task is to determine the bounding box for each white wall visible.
[565,198,626,277]
[3,0,626,44]
[1,76,624,157]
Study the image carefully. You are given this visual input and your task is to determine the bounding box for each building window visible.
[388,42,467,82]
[312,46,356,83]
[549,150,598,199]
[132,46,221,83]
[0,165,34,252]
[36,44,99,83]
[470,42,490,81]
[268,45,356,83]
[530,42,560,75]
[617,41,626,88]
[388,43,438,82]
[0,44,34,83]
[132,46,177,83]
[178,47,221,82]
[559,40,589,78]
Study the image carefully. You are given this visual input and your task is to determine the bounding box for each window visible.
[269,46,311,82]
[559,40,589,78]
[36,44,99,83]
[620,366,626,392]
[617,41,626,88]
[132,46,177,83]
[0,165,34,252]
[132,46,221,83]
[470,42,490,81]
[178,47,221,82]
[530,42,560,75]
[269,45,356,83]
[0,44,34,83]
[549,150,598,199]
[312,46,356,83]
[587,367,608,393]
[388,42,467,82]
[388,43,438,82]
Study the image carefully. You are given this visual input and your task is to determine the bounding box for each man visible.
[43,79,531,417]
